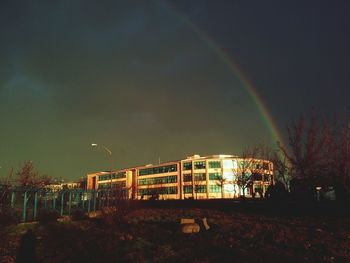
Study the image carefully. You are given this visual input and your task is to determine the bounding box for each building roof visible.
[87,154,244,175]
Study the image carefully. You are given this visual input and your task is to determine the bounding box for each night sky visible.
[0,1,349,181]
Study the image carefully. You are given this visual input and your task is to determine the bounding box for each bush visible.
[0,210,16,226]
[38,210,60,224]
[265,182,289,201]
[71,209,88,221]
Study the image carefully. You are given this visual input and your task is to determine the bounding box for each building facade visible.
[87,154,274,200]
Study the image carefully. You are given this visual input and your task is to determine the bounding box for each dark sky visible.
[0,0,349,181]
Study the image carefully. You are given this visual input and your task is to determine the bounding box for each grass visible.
[1,207,349,262]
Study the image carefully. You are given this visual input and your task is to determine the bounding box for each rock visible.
[181,223,200,234]
[88,211,102,218]
[180,218,195,224]
[202,217,210,230]
[57,216,71,222]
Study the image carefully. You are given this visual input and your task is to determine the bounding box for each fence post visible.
[98,191,102,209]
[33,191,38,220]
[60,191,65,216]
[11,191,15,208]
[106,189,110,207]
[53,192,56,210]
[82,191,86,210]
[22,191,28,223]
[44,191,48,209]
[68,191,72,215]
[93,190,97,212]
[87,191,91,213]
[75,191,80,208]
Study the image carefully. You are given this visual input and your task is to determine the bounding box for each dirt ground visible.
[1,207,350,262]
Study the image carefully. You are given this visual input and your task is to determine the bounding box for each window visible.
[254,185,263,193]
[167,176,177,183]
[167,186,178,194]
[263,174,270,182]
[223,160,234,169]
[239,161,250,169]
[100,172,126,181]
[183,162,192,170]
[251,173,262,181]
[254,162,261,170]
[184,186,193,194]
[263,162,269,170]
[209,161,221,169]
[209,172,222,180]
[209,185,222,193]
[98,174,111,181]
[183,174,192,182]
[98,183,110,189]
[138,186,178,196]
[195,185,207,193]
[112,181,126,188]
[194,173,206,181]
[223,171,236,181]
[112,172,126,179]
[194,161,206,169]
[139,164,178,176]
[138,176,178,186]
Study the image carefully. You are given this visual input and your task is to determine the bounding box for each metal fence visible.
[0,186,127,223]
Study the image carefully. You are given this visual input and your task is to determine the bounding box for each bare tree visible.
[254,143,290,188]
[193,173,205,200]
[151,178,163,200]
[336,123,350,191]
[277,115,350,198]
[215,175,226,199]
[323,122,350,192]
[279,116,328,181]
[0,167,14,210]
[238,146,260,198]
[272,148,291,189]
[16,161,52,188]
[0,167,13,188]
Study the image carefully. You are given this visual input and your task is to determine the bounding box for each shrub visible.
[265,182,289,201]
[0,210,16,226]
[38,210,60,224]
[71,209,88,221]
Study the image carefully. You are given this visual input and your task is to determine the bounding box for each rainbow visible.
[160,1,285,148]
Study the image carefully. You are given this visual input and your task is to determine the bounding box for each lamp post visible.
[91,143,114,190]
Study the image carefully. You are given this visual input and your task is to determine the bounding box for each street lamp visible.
[91,143,114,190]
[91,143,112,156]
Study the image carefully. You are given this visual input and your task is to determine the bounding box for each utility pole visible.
[91,144,114,190]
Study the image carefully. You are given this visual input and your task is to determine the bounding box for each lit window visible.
[194,161,206,169]
[183,174,192,182]
[194,173,206,181]
[139,164,178,176]
[195,185,207,193]
[209,161,221,169]
[184,186,193,193]
[263,162,269,170]
[183,162,192,170]
[209,185,222,193]
[209,173,222,180]
[263,174,270,182]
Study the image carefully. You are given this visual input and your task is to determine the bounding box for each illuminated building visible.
[87,154,274,199]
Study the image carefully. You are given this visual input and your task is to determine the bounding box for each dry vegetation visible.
[1,207,350,263]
